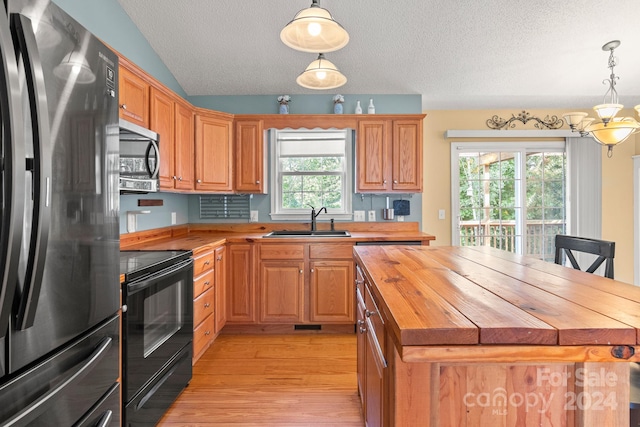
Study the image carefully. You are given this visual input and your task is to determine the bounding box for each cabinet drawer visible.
[193,250,215,276]
[259,244,305,260]
[194,287,214,327]
[309,243,354,259]
[193,313,215,361]
[194,270,214,298]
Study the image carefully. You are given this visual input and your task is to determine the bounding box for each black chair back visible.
[554,234,615,279]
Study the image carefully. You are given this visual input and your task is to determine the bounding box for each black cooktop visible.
[120,250,192,282]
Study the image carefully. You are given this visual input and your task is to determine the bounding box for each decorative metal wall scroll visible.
[486,111,564,130]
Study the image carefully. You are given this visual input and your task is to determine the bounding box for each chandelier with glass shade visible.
[563,40,640,157]
[280,0,348,90]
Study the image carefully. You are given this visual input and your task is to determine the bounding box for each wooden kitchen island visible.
[353,245,640,427]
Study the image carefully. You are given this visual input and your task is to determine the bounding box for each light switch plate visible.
[368,210,376,221]
[171,212,177,225]
[438,209,445,220]
[354,210,365,221]
[250,210,259,222]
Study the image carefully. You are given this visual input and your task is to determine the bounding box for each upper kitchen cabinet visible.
[195,109,234,192]
[118,62,149,128]
[234,119,266,193]
[173,100,196,191]
[149,87,175,189]
[356,116,424,193]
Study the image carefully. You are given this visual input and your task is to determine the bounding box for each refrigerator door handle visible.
[95,410,113,427]
[2,337,113,427]
[0,7,25,341]
[11,13,52,330]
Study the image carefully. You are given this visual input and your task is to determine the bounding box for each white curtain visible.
[566,136,602,238]
[565,137,603,274]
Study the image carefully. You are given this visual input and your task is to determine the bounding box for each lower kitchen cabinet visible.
[309,260,354,323]
[260,261,305,322]
[214,245,227,333]
[226,243,256,323]
[192,245,216,364]
[251,242,355,326]
[357,263,387,427]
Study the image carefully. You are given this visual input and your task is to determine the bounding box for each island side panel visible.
[396,358,628,427]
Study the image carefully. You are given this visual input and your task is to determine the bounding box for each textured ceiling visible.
[117,0,640,110]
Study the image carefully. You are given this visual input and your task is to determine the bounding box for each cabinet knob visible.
[355,279,364,285]
[172,176,177,180]
[120,104,127,110]
[383,180,387,185]
[178,176,183,181]
[310,268,314,273]
[205,330,211,336]
[393,180,398,184]
[205,260,211,265]
[204,302,211,308]
[359,326,367,334]
[197,179,202,183]
[299,269,303,274]
[217,256,223,261]
[204,281,210,286]
[365,309,377,318]
[357,320,365,326]
[256,180,260,184]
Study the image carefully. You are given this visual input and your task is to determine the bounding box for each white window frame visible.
[270,129,353,221]
[450,140,566,255]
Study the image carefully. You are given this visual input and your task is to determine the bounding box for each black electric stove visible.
[120,250,192,282]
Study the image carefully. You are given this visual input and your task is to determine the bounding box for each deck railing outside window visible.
[459,220,564,262]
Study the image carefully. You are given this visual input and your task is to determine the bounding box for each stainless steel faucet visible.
[310,206,327,231]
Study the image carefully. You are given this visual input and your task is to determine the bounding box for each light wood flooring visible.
[158,334,364,426]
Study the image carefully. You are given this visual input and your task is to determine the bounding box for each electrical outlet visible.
[250,210,259,222]
[397,215,404,222]
[368,210,376,221]
[353,210,365,221]
[438,209,445,220]
[171,212,177,225]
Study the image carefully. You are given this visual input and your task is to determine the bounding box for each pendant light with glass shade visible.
[563,40,640,157]
[296,53,346,90]
[280,0,349,53]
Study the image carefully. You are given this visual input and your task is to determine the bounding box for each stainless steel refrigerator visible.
[0,0,120,425]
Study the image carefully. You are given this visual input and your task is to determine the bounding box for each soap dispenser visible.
[368,98,375,114]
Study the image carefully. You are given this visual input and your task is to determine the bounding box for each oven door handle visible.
[127,259,193,294]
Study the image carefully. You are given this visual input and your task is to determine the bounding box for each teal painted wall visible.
[52,0,186,97]
[189,94,422,115]
[52,1,424,234]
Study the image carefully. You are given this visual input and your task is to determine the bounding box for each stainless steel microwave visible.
[119,119,160,193]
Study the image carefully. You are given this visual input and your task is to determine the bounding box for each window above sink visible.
[270,129,353,221]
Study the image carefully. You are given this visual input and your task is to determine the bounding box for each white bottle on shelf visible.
[355,100,362,114]
[368,98,375,114]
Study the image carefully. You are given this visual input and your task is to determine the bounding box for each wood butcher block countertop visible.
[353,245,640,359]
[120,222,435,251]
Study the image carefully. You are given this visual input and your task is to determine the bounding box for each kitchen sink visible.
[262,230,351,238]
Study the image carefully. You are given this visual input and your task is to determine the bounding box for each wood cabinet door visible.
[149,87,175,190]
[195,113,233,192]
[357,120,390,192]
[174,101,194,190]
[235,119,265,193]
[309,260,354,323]
[260,261,305,323]
[214,245,227,333]
[226,244,256,323]
[392,120,423,192]
[118,66,149,128]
